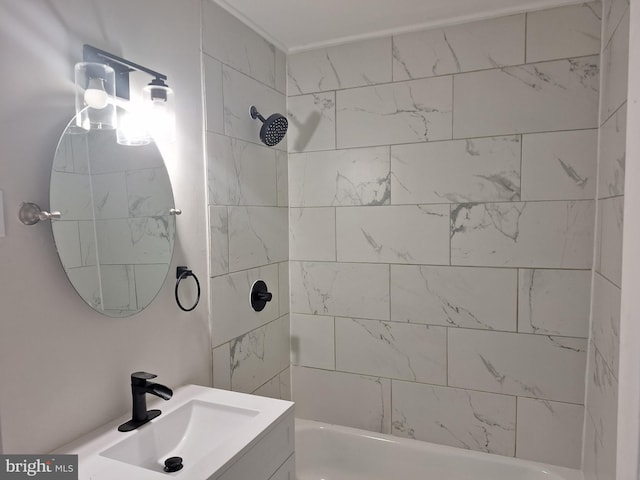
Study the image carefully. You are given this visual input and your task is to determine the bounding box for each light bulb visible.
[116,106,151,146]
[84,77,109,109]
[75,62,116,130]
[143,83,176,143]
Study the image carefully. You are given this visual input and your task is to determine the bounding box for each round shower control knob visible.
[250,279,272,312]
[164,456,183,473]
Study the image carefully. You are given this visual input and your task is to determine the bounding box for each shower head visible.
[250,106,288,147]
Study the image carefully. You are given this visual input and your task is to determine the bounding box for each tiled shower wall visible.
[287,3,601,468]
[202,1,291,400]
[583,0,628,478]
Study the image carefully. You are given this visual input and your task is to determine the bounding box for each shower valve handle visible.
[250,280,272,312]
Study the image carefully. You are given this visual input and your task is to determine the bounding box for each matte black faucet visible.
[118,372,173,432]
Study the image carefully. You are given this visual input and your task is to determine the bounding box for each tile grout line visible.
[524,12,528,64]
[293,365,587,407]
[287,126,599,156]
[514,396,519,457]
[286,53,600,98]
[516,268,520,333]
[284,259,592,273]
[519,133,524,201]
[287,311,590,340]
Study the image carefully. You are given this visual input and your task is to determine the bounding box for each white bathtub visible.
[296,419,583,480]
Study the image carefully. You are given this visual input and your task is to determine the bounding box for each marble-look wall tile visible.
[336,205,449,264]
[95,217,174,265]
[450,201,595,268]
[336,318,447,384]
[521,130,597,201]
[100,265,136,311]
[212,342,231,390]
[448,329,587,403]
[252,374,280,399]
[518,269,591,337]
[49,172,92,220]
[392,15,524,81]
[290,261,390,320]
[292,366,391,434]
[87,132,164,175]
[66,266,101,310]
[584,1,624,473]
[53,134,88,173]
[515,398,584,468]
[392,381,516,456]
[526,2,601,63]
[288,37,391,95]
[337,76,453,148]
[603,0,630,46]
[289,147,390,207]
[391,136,521,204]
[287,92,335,153]
[276,150,288,207]
[583,346,618,480]
[52,222,81,269]
[275,48,286,94]
[230,315,290,394]
[210,264,280,346]
[78,221,96,266]
[290,208,336,261]
[279,368,291,401]
[228,206,288,272]
[209,206,229,277]
[278,262,289,316]
[600,9,629,124]
[599,103,626,198]
[591,273,620,376]
[204,54,224,134]
[390,265,517,331]
[134,264,168,309]
[91,173,129,219]
[202,0,275,88]
[596,196,623,286]
[207,133,277,206]
[453,56,599,138]
[290,313,335,370]
[127,168,174,217]
[223,66,286,151]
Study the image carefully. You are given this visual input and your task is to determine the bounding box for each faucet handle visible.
[131,371,157,382]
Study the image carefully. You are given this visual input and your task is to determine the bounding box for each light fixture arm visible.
[83,44,168,101]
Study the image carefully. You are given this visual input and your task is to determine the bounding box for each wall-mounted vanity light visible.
[75,44,175,146]
[75,62,116,130]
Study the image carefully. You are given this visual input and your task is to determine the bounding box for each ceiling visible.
[213,0,584,53]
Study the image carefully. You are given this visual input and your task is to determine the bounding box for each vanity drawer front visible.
[268,453,295,480]
[216,412,294,480]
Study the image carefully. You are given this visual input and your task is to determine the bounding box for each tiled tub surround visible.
[583,0,628,479]
[203,1,290,401]
[288,2,601,470]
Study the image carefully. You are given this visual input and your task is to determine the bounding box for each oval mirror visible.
[49,116,176,317]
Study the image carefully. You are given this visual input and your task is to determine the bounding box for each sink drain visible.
[164,456,183,473]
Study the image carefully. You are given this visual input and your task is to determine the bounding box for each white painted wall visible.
[0,0,210,453]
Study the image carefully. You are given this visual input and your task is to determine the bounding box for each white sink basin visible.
[55,384,294,480]
[101,400,259,472]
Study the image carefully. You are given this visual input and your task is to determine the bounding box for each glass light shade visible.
[116,105,151,146]
[143,84,176,143]
[74,62,116,130]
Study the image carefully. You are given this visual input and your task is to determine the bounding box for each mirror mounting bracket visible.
[18,202,60,225]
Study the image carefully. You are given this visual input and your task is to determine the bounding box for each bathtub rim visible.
[295,418,584,480]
